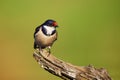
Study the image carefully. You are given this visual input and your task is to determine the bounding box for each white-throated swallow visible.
[34,19,58,53]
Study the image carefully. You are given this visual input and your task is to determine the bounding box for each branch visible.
[33,49,112,80]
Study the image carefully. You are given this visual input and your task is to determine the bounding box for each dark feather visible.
[33,25,41,49]
[34,26,41,38]
[51,30,56,35]
[41,26,47,36]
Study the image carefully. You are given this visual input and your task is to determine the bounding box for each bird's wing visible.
[34,26,41,38]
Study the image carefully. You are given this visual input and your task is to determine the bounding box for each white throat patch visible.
[44,25,55,35]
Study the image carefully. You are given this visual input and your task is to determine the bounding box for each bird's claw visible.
[45,47,51,57]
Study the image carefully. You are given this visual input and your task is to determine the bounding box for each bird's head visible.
[43,19,58,28]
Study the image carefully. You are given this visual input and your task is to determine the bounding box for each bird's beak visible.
[53,22,58,27]
[55,25,59,28]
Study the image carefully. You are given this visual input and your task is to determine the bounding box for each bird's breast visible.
[35,28,57,47]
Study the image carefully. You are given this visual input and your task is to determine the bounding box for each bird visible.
[34,19,58,54]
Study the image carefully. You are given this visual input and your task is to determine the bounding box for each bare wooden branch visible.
[33,49,112,80]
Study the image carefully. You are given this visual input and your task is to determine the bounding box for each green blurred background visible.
[0,0,120,80]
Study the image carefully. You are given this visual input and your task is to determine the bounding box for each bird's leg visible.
[39,47,43,54]
[48,46,51,53]
[46,46,51,57]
